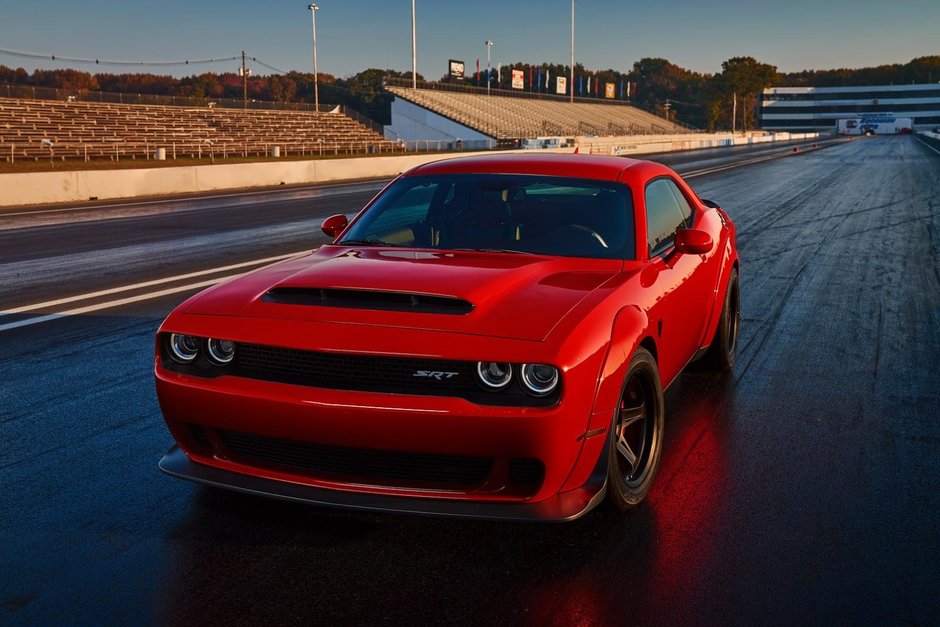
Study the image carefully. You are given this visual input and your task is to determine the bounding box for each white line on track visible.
[914,136,940,156]
[0,179,386,218]
[683,146,817,178]
[0,276,245,333]
[1,251,303,317]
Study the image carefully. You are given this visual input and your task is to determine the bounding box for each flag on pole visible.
[537,69,542,91]
[497,63,501,85]
[586,75,591,95]
[475,58,480,83]
[626,81,631,98]
[529,65,533,89]
[579,74,584,96]
[620,80,624,98]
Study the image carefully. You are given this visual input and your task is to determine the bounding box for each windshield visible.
[340,174,634,259]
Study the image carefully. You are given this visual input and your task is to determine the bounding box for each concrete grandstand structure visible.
[0,96,399,162]
[759,84,940,132]
[384,82,689,148]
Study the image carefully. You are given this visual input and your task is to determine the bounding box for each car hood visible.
[185,245,623,341]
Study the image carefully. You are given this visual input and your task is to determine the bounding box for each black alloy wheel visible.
[606,347,664,510]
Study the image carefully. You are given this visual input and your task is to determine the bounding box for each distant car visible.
[155,154,740,521]
[899,127,913,135]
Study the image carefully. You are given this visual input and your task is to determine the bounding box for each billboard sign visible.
[449,59,465,79]
[556,76,567,95]
[512,69,524,90]
[605,82,616,99]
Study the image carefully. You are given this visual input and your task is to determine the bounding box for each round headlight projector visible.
[169,334,200,363]
[477,361,512,390]
[207,338,236,365]
[521,363,559,396]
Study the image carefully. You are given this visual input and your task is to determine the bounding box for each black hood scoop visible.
[262,287,474,315]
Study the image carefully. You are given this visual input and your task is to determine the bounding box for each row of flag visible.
[473,60,637,98]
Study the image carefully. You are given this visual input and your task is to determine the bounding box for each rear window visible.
[341,174,634,260]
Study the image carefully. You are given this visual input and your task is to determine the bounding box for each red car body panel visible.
[156,154,738,521]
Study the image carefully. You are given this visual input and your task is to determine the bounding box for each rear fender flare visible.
[700,237,739,351]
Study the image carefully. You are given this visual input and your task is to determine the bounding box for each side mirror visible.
[674,228,713,255]
[700,198,721,209]
[321,214,349,238]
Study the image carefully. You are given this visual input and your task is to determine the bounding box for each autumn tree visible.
[715,57,777,131]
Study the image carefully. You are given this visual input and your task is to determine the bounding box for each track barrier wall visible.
[0,132,820,207]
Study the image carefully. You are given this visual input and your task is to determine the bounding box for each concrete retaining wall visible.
[0,152,494,207]
[578,131,821,156]
[0,132,821,207]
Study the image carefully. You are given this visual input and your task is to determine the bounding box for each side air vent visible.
[262,287,473,315]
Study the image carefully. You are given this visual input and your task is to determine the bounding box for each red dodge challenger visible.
[156,154,739,521]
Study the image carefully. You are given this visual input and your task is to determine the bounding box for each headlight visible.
[206,338,236,365]
[521,364,559,396]
[169,333,200,363]
[477,361,512,390]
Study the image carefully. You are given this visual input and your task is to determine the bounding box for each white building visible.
[759,84,940,132]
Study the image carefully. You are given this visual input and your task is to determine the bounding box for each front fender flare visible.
[560,305,651,492]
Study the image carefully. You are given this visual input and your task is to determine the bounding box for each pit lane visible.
[1,136,937,625]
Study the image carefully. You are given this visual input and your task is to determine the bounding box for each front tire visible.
[606,347,665,511]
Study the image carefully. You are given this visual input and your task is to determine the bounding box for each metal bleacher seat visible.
[0,96,401,162]
[387,86,687,139]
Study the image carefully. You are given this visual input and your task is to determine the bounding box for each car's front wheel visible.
[606,347,665,510]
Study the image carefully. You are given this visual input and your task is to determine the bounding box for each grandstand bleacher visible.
[386,85,689,141]
[0,97,400,162]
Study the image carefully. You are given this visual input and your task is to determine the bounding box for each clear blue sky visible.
[1,0,937,79]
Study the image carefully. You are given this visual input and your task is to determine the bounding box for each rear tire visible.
[606,347,665,511]
[704,268,740,371]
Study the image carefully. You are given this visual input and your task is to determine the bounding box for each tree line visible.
[1,55,938,130]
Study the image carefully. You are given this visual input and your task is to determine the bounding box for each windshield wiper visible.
[451,248,535,255]
[339,238,402,247]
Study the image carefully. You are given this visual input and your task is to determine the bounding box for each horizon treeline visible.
[1,56,937,130]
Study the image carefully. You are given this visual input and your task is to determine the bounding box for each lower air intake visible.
[218,430,493,489]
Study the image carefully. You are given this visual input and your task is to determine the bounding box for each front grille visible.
[218,430,492,488]
[236,343,476,394]
[159,334,560,407]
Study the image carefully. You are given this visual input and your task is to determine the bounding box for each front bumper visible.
[160,444,607,522]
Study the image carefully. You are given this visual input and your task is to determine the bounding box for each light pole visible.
[308,3,319,112]
[570,0,575,103]
[411,0,417,89]
[484,39,493,96]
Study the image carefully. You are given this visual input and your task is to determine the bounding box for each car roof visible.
[406,153,671,184]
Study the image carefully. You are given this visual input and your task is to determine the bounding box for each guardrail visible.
[3,139,407,164]
[0,83,321,112]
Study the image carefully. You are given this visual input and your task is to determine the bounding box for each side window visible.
[645,178,689,255]
[667,181,694,226]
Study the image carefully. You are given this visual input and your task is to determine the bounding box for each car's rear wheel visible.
[704,268,740,371]
[606,347,664,510]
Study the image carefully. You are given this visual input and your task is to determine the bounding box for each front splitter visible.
[159,444,606,522]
